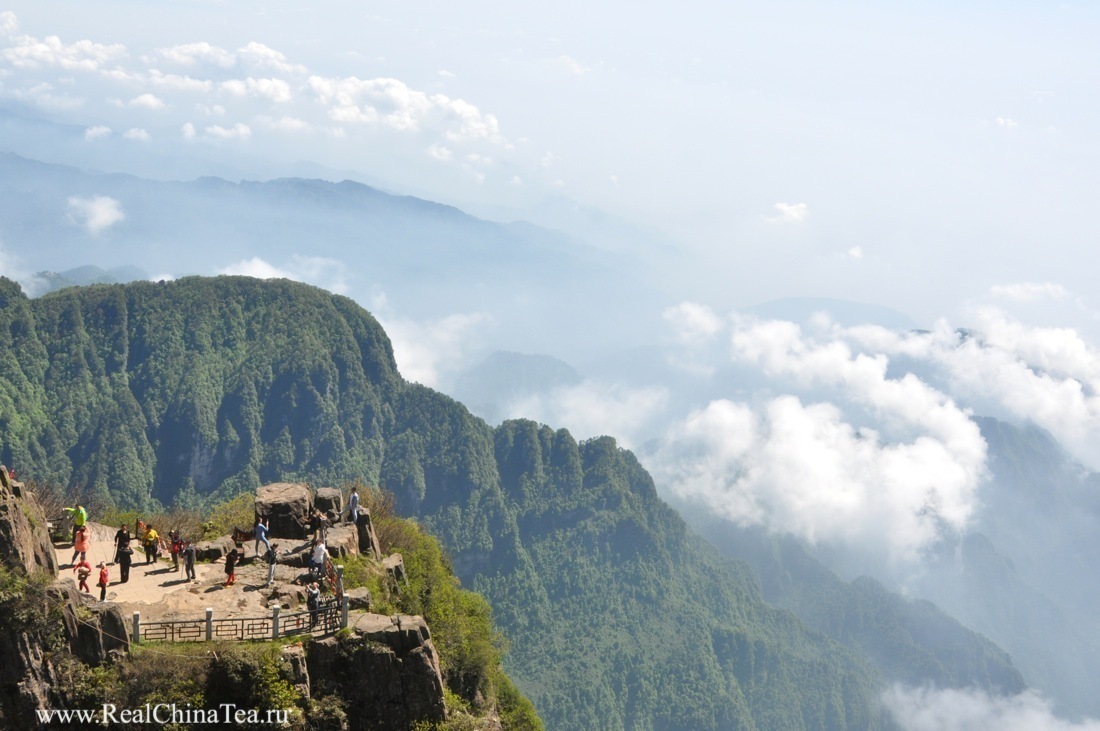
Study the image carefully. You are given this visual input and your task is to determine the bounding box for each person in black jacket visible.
[224,548,239,587]
[182,540,198,583]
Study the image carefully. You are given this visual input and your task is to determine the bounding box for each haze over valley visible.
[3,3,1100,728]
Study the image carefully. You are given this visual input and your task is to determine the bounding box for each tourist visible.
[169,530,183,572]
[142,524,159,565]
[342,486,360,524]
[73,557,92,593]
[113,524,131,565]
[224,547,239,587]
[254,516,271,556]
[118,542,132,583]
[309,538,327,580]
[264,543,280,587]
[306,582,321,629]
[96,562,109,601]
[70,525,90,566]
[310,508,330,543]
[182,540,197,582]
[64,503,87,543]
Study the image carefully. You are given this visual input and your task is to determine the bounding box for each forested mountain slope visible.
[0,276,1017,729]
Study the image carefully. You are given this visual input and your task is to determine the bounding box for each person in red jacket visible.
[96,562,109,601]
[73,558,92,593]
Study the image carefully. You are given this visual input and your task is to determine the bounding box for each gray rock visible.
[326,524,359,559]
[314,487,343,514]
[345,587,372,611]
[355,509,382,558]
[255,483,312,539]
[194,535,235,562]
[306,613,445,729]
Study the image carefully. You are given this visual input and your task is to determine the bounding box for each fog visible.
[4,2,1100,725]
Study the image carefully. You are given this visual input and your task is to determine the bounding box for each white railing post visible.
[205,608,213,641]
[336,565,345,596]
[272,604,281,639]
[341,595,349,630]
[132,612,141,643]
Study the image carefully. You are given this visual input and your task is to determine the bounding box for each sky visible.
[3,1,1100,330]
[4,4,1100,724]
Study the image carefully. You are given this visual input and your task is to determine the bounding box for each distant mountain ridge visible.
[0,151,659,357]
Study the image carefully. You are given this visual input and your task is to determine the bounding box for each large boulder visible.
[307,614,445,730]
[314,487,343,515]
[326,524,359,559]
[255,483,312,539]
[194,535,235,562]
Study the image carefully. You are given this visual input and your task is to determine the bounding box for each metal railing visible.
[133,598,347,644]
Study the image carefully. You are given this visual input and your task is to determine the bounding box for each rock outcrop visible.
[307,613,446,730]
[356,510,382,558]
[255,482,312,539]
[0,478,58,575]
[314,487,344,515]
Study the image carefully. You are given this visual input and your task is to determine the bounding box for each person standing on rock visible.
[182,540,197,583]
[224,547,239,587]
[342,486,360,524]
[309,539,327,581]
[113,524,131,565]
[70,525,90,566]
[310,508,330,543]
[96,561,109,601]
[118,542,132,583]
[73,557,92,593]
[254,516,271,557]
[264,543,280,587]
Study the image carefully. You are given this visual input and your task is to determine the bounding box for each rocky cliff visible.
[0,469,127,729]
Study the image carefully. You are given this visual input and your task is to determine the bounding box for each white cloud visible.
[66,195,125,234]
[308,75,505,143]
[257,115,310,132]
[989,282,1069,302]
[217,255,348,294]
[648,316,988,561]
[123,127,149,141]
[154,42,235,69]
[552,55,590,75]
[128,93,165,109]
[148,70,212,93]
[204,123,251,140]
[427,143,452,161]
[219,77,292,102]
[181,122,197,139]
[84,125,111,140]
[0,240,50,297]
[848,246,864,259]
[768,202,810,223]
[437,69,455,78]
[1,33,126,72]
[238,42,307,74]
[882,685,1100,731]
[506,381,669,449]
[0,11,18,36]
[996,116,1019,128]
[379,311,494,388]
[663,301,724,344]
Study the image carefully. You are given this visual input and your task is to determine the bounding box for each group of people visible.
[61,485,364,606]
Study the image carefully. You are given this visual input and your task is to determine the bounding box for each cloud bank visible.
[883,686,1100,731]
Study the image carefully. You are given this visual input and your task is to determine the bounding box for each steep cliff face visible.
[307,614,447,731]
[0,473,128,730]
[0,474,57,575]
